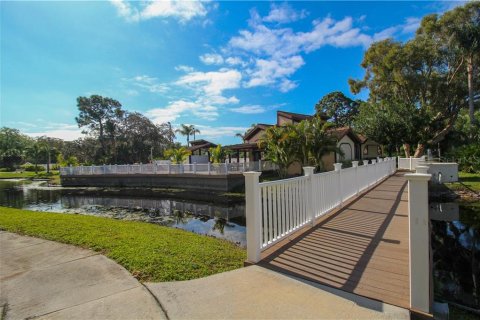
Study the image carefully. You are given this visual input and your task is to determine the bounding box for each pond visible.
[430,201,480,310]
[0,179,246,246]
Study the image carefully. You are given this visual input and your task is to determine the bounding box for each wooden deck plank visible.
[259,173,410,309]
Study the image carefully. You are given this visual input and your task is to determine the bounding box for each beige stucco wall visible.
[277,115,293,126]
[321,153,335,172]
[246,130,265,144]
[362,141,380,159]
[287,161,302,176]
[337,136,355,161]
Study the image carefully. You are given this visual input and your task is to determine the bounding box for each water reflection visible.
[0,180,246,246]
[430,202,480,309]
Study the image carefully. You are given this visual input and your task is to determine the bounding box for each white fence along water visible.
[397,156,425,170]
[244,157,397,263]
[60,160,278,176]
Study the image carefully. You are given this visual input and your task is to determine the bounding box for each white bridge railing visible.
[60,160,278,176]
[244,157,397,263]
[397,156,425,170]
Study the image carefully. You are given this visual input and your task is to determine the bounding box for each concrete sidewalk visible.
[1,231,409,320]
[146,266,410,319]
[0,232,166,320]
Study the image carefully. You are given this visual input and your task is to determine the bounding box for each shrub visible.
[0,167,15,172]
[21,164,46,172]
[447,144,480,173]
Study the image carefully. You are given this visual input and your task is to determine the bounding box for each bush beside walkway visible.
[0,207,246,282]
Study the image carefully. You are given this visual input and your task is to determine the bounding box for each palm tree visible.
[307,117,342,171]
[175,124,201,146]
[164,147,191,164]
[192,127,200,141]
[235,133,246,143]
[38,137,53,173]
[259,126,298,178]
[175,124,194,146]
[26,141,42,174]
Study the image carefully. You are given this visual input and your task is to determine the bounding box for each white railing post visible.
[404,170,432,314]
[352,161,359,195]
[243,171,262,263]
[154,163,157,174]
[243,162,246,172]
[168,163,171,174]
[208,162,211,175]
[371,159,377,182]
[224,163,228,174]
[258,159,262,171]
[409,156,413,170]
[334,163,343,206]
[91,165,94,175]
[193,162,197,174]
[303,167,315,225]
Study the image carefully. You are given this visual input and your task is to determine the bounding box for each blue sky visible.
[0,1,463,145]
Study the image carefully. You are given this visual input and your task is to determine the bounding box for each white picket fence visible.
[59,160,277,176]
[244,157,397,262]
[397,156,425,170]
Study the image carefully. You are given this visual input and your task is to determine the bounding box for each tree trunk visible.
[467,54,475,124]
[403,143,411,158]
[47,149,51,173]
[413,143,425,158]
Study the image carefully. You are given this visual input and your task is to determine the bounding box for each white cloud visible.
[245,55,304,91]
[194,125,249,140]
[176,68,242,95]
[146,100,218,123]
[25,124,83,141]
[225,57,245,66]
[231,105,266,114]
[401,17,421,34]
[197,95,239,106]
[123,75,169,93]
[263,3,307,24]
[199,53,224,65]
[278,79,298,93]
[224,9,424,92]
[145,91,241,124]
[175,65,195,72]
[110,0,208,23]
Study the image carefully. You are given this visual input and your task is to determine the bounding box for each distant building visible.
[191,110,381,171]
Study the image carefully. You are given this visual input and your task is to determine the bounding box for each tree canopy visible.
[314,91,360,127]
[349,2,479,156]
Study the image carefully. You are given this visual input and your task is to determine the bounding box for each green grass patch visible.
[0,171,60,185]
[446,172,480,193]
[0,171,37,179]
[0,207,246,282]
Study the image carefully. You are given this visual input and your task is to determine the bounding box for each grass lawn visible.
[0,171,37,178]
[0,171,60,185]
[0,207,246,282]
[446,172,480,193]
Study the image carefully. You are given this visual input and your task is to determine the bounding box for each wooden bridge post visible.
[303,167,315,226]
[243,171,262,263]
[405,171,432,314]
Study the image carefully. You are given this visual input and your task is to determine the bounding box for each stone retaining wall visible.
[60,174,245,192]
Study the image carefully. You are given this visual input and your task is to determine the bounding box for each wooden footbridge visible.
[244,158,432,316]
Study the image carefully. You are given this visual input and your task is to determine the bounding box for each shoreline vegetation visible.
[445,172,480,202]
[0,207,246,282]
[0,170,60,185]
